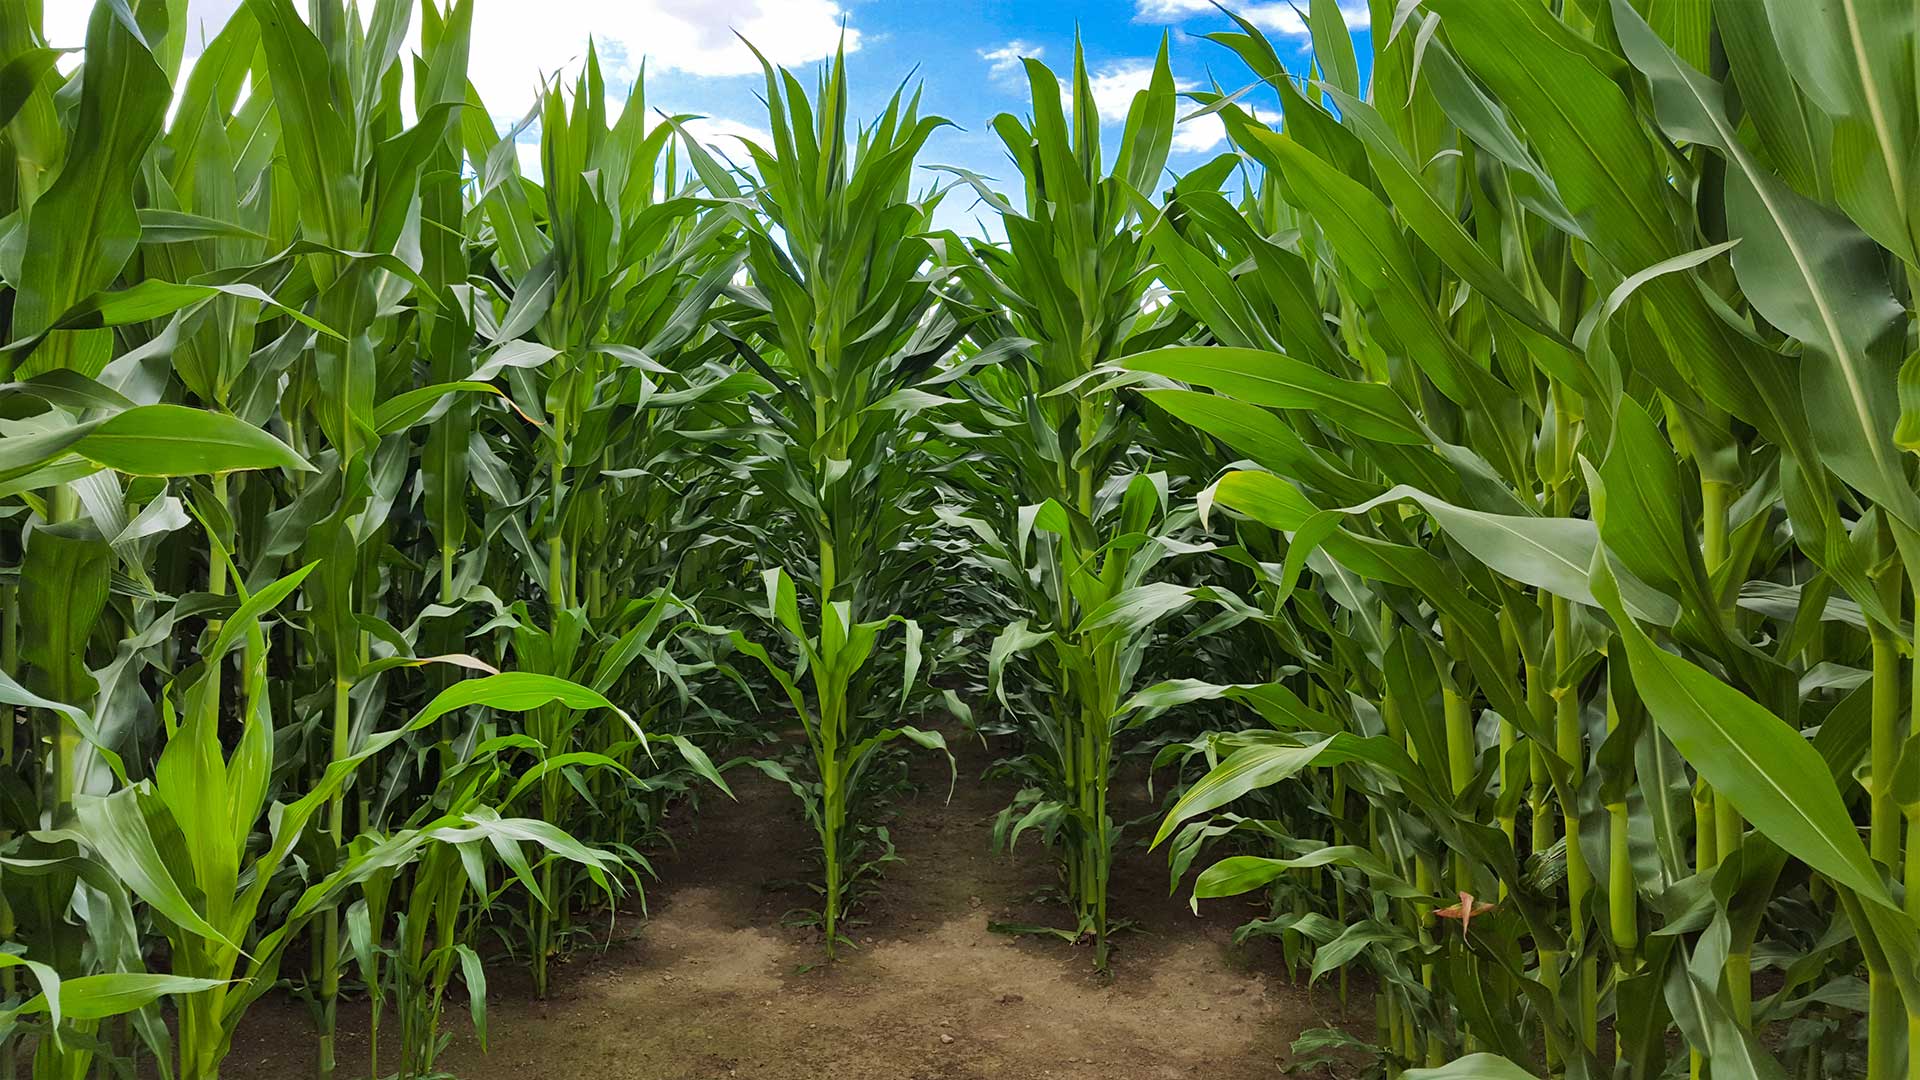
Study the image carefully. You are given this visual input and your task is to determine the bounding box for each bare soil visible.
[220,732,1359,1079]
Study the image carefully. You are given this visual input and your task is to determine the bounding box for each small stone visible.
[998,992,1024,1005]
[939,1033,955,1045]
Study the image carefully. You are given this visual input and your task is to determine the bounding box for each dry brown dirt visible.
[220,731,1360,1079]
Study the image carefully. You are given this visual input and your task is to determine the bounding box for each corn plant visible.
[672,44,959,955]
[9,2,1920,1080]
[930,40,1220,970]
[1,2,728,1076]
[350,720,634,1080]
[1134,1,1920,1076]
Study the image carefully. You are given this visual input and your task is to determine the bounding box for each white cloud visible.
[603,94,773,153]
[1133,0,1370,36]
[45,0,240,71]
[468,0,858,116]
[41,2,90,52]
[1084,63,1156,123]
[1172,110,1226,153]
[677,115,774,153]
[1066,61,1227,154]
[515,139,543,178]
[980,40,1042,78]
[42,1,855,116]
[513,103,771,179]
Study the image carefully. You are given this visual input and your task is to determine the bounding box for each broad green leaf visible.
[1591,553,1893,910]
[1305,0,1358,97]
[13,972,225,1022]
[11,0,170,379]
[373,381,514,435]
[1153,738,1337,848]
[1614,0,1918,533]
[1121,346,1425,445]
[21,523,111,706]
[1403,1056,1543,1080]
[73,404,314,475]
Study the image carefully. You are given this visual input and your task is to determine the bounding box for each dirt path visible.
[222,732,1358,1079]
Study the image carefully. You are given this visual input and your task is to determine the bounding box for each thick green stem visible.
[1080,697,1106,960]
[1868,974,1902,1080]
[1906,807,1920,1080]
[1909,583,1920,1080]
[1526,666,1560,1061]
[1865,556,1904,1080]
[1382,671,1434,1063]
[1701,480,1730,607]
[440,543,456,605]
[1701,477,1745,928]
[1498,609,1521,860]
[1442,678,1474,891]
[204,473,230,727]
[46,484,79,821]
[533,764,556,991]
[1,572,14,1080]
[1693,778,1718,873]
[822,726,842,957]
[1606,684,1636,999]
[1526,663,1553,861]
[1870,565,1904,870]
[548,457,567,616]
[1552,590,1595,1051]
[0,874,12,1080]
[1689,774,1715,1080]
[817,519,844,958]
[1381,986,1401,1077]
[1442,632,1477,1054]
[317,673,349,1080]
[1542,385,1596,1051]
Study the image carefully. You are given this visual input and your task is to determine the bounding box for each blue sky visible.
[612,0,1377,231]
[43,0,1376,232]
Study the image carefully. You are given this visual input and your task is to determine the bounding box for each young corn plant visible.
[675,42,958,955]
[459,44,747,991]
[934,39,1224,969]
[350,722,634,1080]
[0,4,696,1076]
[223,1,482,1069]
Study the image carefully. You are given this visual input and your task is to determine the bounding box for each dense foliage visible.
[2,2,1918,1079]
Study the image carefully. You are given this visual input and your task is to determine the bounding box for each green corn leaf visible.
[1613,0,1918,534]
[1590,551,1893,911]
[11,972,225,1023]
[1403,1056,1543,1080]
[10,0,170,379]
[1121,346,1425,445]
[73,404,314,475]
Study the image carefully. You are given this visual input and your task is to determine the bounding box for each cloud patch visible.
[514,103,773,178]
[468,0,859,115]
[980,40,1043,79]
[1066,61,1229,154]
[1133,0,1370,36]
[44,1,857,116]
